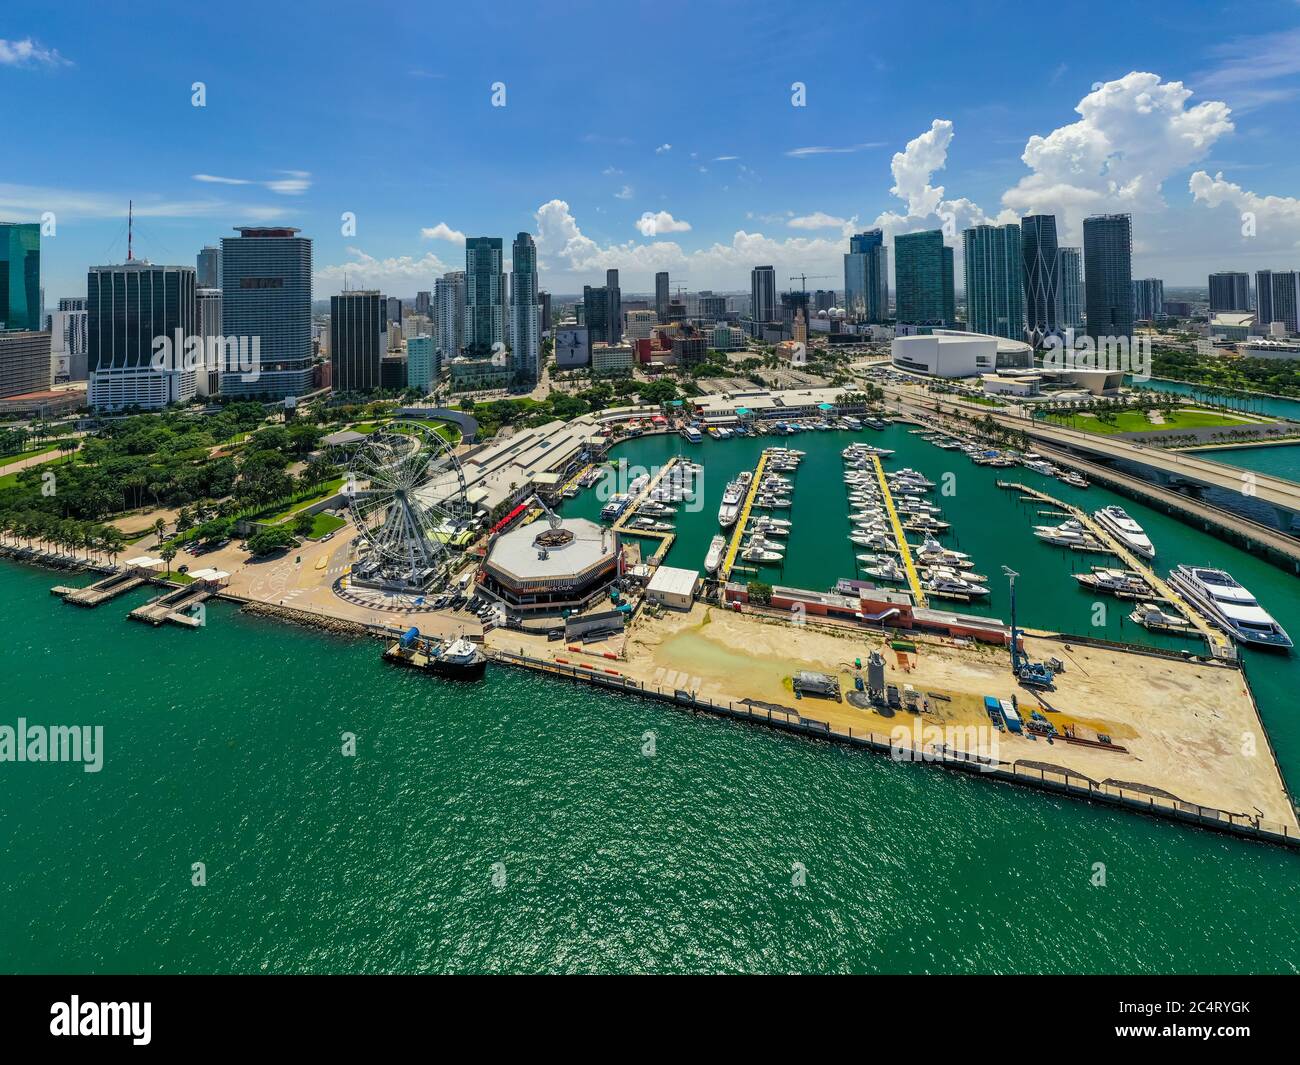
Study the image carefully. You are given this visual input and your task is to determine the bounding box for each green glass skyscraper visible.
[963,223,1024,340]
[894,229,954,328]
[0,222,41,332]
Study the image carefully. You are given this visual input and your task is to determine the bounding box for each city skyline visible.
[3,2,1300,301]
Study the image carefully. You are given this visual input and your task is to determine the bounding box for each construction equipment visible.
[1003,566,1056,689]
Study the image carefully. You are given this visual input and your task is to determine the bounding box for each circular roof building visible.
[482,517,621,613]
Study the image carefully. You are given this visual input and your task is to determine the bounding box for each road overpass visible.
[887,389,1300,573]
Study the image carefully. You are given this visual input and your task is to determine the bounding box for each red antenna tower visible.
[127,200,134,261]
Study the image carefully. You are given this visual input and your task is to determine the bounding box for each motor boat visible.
[922,569,990,598]
[1168,565,1292,649]
[1033,518,1100,549]
[704,535,726,574]
[1094,506,1155,560]
[1073,567,1150,596]
[1058,471,1089,489]
[1129,601,1195,634]
[717,472,752,527]
[630,517,674,533]
[850,530,893,548]
[912,535,969,561]
[862,559,907,582]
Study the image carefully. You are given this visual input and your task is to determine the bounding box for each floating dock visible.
[871,455,927,607]
[612,456,679,564]
[128,585,212,627]
[999,480,1233,659]
[719,450,769,581]
[53,570,147,607]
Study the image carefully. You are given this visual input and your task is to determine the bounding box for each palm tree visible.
[160,545,178,579]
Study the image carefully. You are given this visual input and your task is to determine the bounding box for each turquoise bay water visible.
[1196,444,1300,480]
[2,425,1299,973]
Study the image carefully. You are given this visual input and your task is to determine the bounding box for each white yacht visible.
[1094,506,1155,560]
[922,569,990,598]
[717,472,752,527]
[1168,566,1293,649]
[850,530,893,549]
[704,535,726,574]
[1033,518,1093,547]
[863,559,907,582]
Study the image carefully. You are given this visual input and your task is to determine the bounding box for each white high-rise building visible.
[434,271,466,364]
[1056,247,1083,331]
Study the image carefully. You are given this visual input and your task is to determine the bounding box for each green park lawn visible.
[307,512,346,538]
[1044,408,1270,435]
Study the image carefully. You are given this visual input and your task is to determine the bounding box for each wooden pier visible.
[128,585,212,627]
[871,455,927,606]
[719,450,770,581]
[52,571,147,607]
[611,456,680,566]
[998,480,1234,659]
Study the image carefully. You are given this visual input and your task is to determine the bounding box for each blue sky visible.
[5,0,1300,300]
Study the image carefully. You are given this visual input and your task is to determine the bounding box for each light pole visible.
[1002,565,1020,674]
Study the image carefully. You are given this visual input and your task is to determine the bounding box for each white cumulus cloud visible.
[1001,72,1233,242]
[635,210,692,237]
[420,222,466,244]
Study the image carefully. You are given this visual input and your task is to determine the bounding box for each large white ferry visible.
[1093,505,1155,560]
[1168,566,1293,649]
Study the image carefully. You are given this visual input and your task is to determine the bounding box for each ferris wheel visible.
[343,422,468,591]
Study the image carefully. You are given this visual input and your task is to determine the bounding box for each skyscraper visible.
[1209,271,1250,313]
[1021,215,1059,343]
[510,232,540,386]
[1057,247,1083,330]
[330,290,385,393]
[1255,270,1300,333]
[87,261,197,409]
[414,290,432,317]
[196,245,221,289]
[1083,213,1133,340]
[464,237,505,356]
[962,224,1024,340]
[750,265,776,325]
[583,284,613,344]
[0,222,41,333]
[220,226,314,398]
[57,297,87,380]
[1132,278,1164,322]
[434,271,466,362]
[894,230,955,327]
[195,287,222,395]
[843,229,888,322]
[655,272,670,322]
[605,268,622,343]
[1256,270,1273,327]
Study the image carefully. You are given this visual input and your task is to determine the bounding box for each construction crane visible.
[788,273,832,293]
